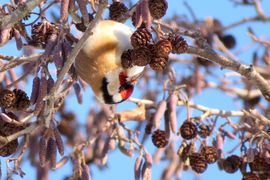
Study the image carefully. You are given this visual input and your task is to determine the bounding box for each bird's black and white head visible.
[98,66,145,104]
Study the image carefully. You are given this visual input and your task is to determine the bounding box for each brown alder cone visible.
[189,152,208,174]
[249,155,270,172]
[151,129,169,148]
[149,56,168,71]
[168,34,188,54]
[222,155,241,174]
[200,146,218,164]
[154,39,172,58]
[0,89,16,109]
[148,0,168,19]
[12,89,30,110]
[131,28,152,48]
[179,121,197,140]
[220,34,236,49]
[242,172,259,180]
[131,46,152,66]
[109,1,128,22]
[198,124,211,138]
[30,21,58,46]
[121,49,133,68]
[258,173,270,180]
[0,139,19,157]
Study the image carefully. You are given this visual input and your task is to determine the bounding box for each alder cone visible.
[189,152,208,174]
[258,173,270,180]
[249,155,270,172]
[200,146,218,164]
[131,46,152,66]
[198,124,211,138]
[0,89,16,109]
[13,89,30,110]
[0,139,19,157]
[30,21,58,46]
[154,39,172,58]
[121,49,133,68]
[242,172,259,180]
[109,2,128,22]
[148,0,168,19]
[151,129,169,148]
[130,28,152,48]
[169,34,188,54]
[222,155,241,174]
[220,34,236,49]
[179,121,197,140]
[149,56,168,71]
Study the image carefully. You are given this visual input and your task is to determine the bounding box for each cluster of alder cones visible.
[109,0,168,22]
[151,119,211,148]
[0,88,30,157]
[150,119,270,178]
[108,0,187,71]
[121,28,188,71]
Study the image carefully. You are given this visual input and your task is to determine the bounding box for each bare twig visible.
[0,0,45,29]
[186,46,270,102]
[0,54,40,72]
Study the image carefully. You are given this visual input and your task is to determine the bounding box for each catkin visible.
[34,77,47,115]
[153,100,167,129]
[30,76,40,105]
[134,157,143,180]
[39,136,47,167]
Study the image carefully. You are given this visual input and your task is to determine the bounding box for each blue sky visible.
[1,0,270,179]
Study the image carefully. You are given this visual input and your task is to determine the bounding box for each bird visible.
[75,20,145,104]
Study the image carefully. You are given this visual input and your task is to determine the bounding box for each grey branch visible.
[186,46,270,102]
[0,0,44,29]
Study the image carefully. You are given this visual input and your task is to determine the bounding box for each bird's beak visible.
[129,72,144,85]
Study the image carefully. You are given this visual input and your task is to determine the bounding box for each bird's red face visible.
[101,71,135,104]
[118,72,134,101]
[101,66,144,104]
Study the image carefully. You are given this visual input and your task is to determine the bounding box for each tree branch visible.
[186,46,270,102]
[0,0,45,29]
